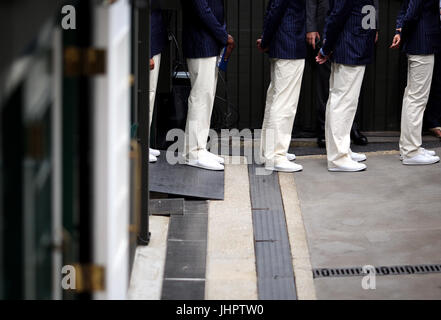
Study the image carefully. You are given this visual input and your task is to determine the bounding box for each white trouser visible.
[400,54,435,158]
[325,63,366,168]
[260,58,305,164]
[149,53,161,127]
[184,57,218,160]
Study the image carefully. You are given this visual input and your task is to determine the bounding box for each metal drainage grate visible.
[313,264,441,278]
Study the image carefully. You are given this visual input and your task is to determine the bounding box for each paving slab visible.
[206,158,258,300]
[314,273,441,300]
[128,216,169,300]
[293,148,441,299]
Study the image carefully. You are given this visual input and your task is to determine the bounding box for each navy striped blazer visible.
[322,0,377,65]
[396,0,441,55]
[181,0,228,58]
[151,9,167,58]
[261,0,307,59]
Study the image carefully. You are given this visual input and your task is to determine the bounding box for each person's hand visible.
[225,34,236,60]
[375,31,379,44]
[316,50,329,65]
[390,33,401,49]
[256,38,269,53]
[307,32,320,50]
[150,58,155,70]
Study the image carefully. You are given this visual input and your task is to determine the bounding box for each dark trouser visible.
[315,57,362,136]
[424,52,441,129]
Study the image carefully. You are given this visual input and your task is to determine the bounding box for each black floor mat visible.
[149,151,225,200]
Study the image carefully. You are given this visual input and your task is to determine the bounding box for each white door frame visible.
[92,0,131,300]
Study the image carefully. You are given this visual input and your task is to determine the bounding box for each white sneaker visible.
[149,154,158,163]
[328,160,367,172]
[287,153,296,161]
[400,148,436,161]
[201,150,225,164]
[422,148,436,156]
[186,157,224,171]
[266,159,303,173]
[402,153,440,166]
[150,148,161,157]
[350,151,367,162]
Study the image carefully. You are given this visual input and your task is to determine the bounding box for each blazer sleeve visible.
[261,0,291,49]
[189,0,229,46]
[306,0,319,33]
[397,0,424,31]
[322,0,353,56]
[395,0,407,30]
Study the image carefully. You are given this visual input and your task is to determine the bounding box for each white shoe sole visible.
[401,151,437,161]
[328,166,366,172]
[402,159,440,166]
[186,161,224,171]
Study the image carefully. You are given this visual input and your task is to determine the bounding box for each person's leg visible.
[400,54,435,159]
[184,57,220,168]
[261,59,305,171]
[260,60,277,163]
[424,52,441,137]
[326,63,366,169]
[316,59,367,147]
[316,59,331,147]
[149,54,161,159]
[149,54,162,127]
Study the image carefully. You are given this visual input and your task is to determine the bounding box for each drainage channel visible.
[248,165,297,300]
[159,200,209,300]
[313,264,441,278]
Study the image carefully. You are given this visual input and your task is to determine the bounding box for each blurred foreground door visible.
[0,21,64,300]
[91,0,131,300]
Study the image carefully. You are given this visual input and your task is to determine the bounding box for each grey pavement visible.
[293,148,441,299]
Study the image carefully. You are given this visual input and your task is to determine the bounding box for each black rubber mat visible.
[150,199,184,216]
[248,165,297,300]
[149,152,224,200]
[161,200,209,300]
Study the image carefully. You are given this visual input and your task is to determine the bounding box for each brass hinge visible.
[64,47,106,77]
[72,264,105,293]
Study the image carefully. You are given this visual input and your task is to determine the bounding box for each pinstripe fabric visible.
[151,9,167,58]
[322,0,376,65]
[261,0,307,59]
[181,0,229,58]
[307,0,379,34]
[396,0,441,55]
